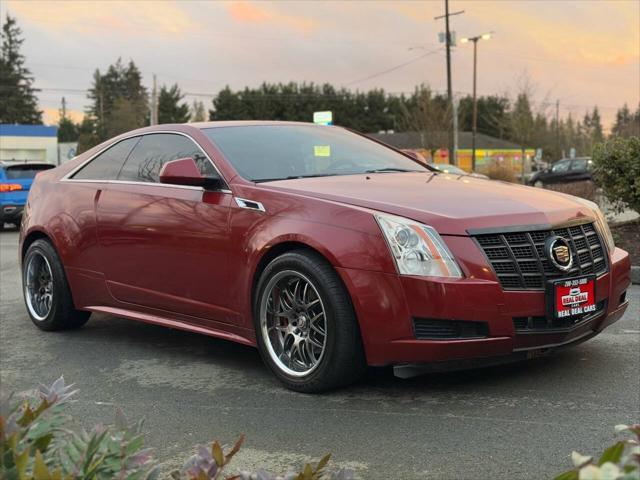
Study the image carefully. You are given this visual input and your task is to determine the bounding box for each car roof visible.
[555,157,591,162]
[191,120,333,129]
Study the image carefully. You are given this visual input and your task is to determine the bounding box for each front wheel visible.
[254,250,366,392]
[23,239,91,331]
[533,180,544,188]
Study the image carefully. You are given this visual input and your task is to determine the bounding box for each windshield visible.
[203,125,427,182]
[3,164,54,179]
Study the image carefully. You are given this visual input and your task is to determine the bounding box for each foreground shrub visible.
[0,377,158,480]
[0,378,353,480]
[555,424,640,480]
[592,136,640,214]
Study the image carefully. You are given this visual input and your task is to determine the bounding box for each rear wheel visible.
[533,180,544,188]
[23,239,90,331]
[254,250,366,392]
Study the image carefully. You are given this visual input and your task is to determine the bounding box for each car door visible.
[95,132,235,325]
[568,158,589,182]
[546,159,571,184]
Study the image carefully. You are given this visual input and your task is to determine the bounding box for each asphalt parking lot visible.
[1,228,638,479]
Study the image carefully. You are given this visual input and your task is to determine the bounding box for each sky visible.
[3,0,639,130]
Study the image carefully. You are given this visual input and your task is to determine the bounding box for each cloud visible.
[459,0,639,68]
[42,108,84,126]
[226,1,317,34]
[6,0,198,36]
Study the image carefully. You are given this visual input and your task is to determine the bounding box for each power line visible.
[0,84,628,111]
[343,48,442,86]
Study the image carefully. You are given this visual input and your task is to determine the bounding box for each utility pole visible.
[61,96,67,118]
[435,0,464,165]
[460,32,492,171]
[150,74,158,126]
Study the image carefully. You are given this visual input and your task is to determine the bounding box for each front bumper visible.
[337,246,631,367]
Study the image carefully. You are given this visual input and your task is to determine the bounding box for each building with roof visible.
[368,131,535,173]
[0,124,59,164]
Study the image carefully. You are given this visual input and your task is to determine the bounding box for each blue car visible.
[0,161,55,230]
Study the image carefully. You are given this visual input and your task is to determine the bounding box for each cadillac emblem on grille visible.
[546,236,573,272]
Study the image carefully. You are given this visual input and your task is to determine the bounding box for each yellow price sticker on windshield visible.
[314,145,331,157]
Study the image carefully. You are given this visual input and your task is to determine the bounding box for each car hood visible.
[262,172,596,235]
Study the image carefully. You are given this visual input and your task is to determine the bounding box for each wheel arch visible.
[251,241,331,307]
[21,229,54,262]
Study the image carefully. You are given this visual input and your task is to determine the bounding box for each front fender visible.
[227,198,396,329]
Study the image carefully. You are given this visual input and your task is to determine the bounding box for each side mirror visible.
[159,157,223,189]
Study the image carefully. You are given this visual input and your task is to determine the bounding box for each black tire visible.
[254,250,366,393]
[0,223,5,231]
[22,239,90,331]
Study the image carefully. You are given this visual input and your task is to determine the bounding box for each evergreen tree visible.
[507,92,535,148]
[76,117,99,155]
[457,95,509,139]
[0,14,42,124]
[85,58,148,147]
[57,97,79,142]
[157,84,190,124]
[611,103,640,138]
[590,106,604,143]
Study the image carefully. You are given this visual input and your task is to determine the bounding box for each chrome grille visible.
[475,222,607,291]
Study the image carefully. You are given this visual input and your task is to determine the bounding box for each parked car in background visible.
[528,157,592,187]
[20,122,630,392]
[1,161,55,230]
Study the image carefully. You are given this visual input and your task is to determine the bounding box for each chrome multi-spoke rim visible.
[25,253,53,321]
[260,270,327,377]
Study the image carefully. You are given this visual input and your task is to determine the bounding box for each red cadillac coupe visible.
[20,122,631,392]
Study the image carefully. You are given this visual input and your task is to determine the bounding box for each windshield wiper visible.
[365,167,415,173]
[254,173,339,183]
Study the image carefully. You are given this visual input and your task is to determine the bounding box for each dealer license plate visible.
[547,275,597,319]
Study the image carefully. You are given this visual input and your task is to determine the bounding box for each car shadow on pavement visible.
[43,309,597,396]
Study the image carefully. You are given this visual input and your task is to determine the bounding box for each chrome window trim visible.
[234,197,266,212]
[60,178,231,193]
[61,130,231,193]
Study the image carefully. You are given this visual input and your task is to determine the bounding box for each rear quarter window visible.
[72,137,140,180]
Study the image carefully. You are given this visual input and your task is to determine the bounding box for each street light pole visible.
[460,32,492,172]
[471,38,478,171]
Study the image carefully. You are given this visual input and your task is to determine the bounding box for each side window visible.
[72,137,140,180]
[551,160,570,173]
[118,133,217,183]
[570,159,587,171]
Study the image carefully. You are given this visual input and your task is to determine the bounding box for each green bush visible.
[555,424,640,480]
[592,136,640,214]
[0,378,353,480]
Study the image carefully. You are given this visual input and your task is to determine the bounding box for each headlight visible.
[375,213,463,278]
